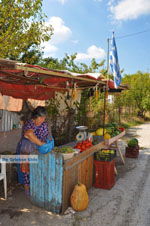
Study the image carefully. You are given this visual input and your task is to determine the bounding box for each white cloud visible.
[76,45,106,60]
[58,0,68,4]
[47,16,72,44]
[109,0,150,21]
[42,16,72,57]
[41,43,58,57]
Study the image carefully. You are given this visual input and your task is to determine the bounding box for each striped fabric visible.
[109,32,122,88]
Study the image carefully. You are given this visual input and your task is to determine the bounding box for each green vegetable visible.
[128,139,138,147]
[53,146,74,153]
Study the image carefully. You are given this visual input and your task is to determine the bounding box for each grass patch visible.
[121,116,149,128]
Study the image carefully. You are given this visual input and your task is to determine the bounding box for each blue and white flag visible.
[109,32,121,88]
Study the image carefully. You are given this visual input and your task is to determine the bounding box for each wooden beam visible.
[16,65,105,85]
[0,70,44,85]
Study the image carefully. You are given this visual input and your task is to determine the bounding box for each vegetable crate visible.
[94,149,116,162]
[125,146,139,158]
[93,160,115,189]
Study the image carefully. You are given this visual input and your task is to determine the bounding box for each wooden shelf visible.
[104,131,126,146]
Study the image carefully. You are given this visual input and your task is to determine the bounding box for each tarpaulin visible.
[0,59,126,100]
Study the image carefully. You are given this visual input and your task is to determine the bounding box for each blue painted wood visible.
[30,152,63,213]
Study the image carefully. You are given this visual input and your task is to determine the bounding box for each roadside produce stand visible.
[30,130,126,214]
[0,59,126,214]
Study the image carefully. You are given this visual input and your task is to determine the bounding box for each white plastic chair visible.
[0,162,7,199]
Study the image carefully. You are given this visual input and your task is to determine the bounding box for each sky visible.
[41,0,150,75]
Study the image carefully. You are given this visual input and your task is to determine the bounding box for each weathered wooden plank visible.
[39,154,45,207]
[62,167,69,213]
[87,156,94,188]
[46,153,52,211]
[80,159,87,185]
[49,153,56,212]
[44,153,50,210]
[30,152,63,213]
[62,164,78,213]
[55,154,63,212]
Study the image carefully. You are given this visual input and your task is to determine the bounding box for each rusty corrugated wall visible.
[0,110,20,132]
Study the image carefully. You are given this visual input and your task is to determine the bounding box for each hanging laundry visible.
[0,94,23,112]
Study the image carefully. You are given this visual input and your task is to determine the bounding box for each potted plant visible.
[125,138,139,158]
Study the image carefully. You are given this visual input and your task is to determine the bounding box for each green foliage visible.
[18,44,44,64]
[39,53,105,73]
[0,0,53,59]
[114,72,150,118]
[46,97,60,118]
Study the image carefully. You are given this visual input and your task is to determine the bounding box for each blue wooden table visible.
[30,152,63,213]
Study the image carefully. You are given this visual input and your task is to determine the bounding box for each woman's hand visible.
[24,129,45,146]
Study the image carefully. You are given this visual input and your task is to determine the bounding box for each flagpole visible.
[102,37,110,135]
[107,38,110,75]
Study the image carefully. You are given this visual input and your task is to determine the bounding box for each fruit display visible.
[104,133,111,140]
[95,128,106,136]
[105,122,124,137]
[70,183,89,211]
[74,139,93,152]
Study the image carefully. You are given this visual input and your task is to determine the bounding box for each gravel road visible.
[0,123,150,226]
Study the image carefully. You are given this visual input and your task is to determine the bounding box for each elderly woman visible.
[16,106,52,195]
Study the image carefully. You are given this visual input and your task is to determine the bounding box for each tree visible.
[0,0,53,59]
[18,44,44,64]
[114,72,150,118]
[130,72,150,117]
[39,53,105,73]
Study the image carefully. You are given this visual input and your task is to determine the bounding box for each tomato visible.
[119,127,125,132]
[81,145,86,150]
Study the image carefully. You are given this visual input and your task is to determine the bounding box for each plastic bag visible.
[37,138,54,154]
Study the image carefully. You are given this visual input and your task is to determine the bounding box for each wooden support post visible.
[113,141,125,165]
[114,166,117,175]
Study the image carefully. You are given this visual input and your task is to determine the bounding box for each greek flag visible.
[109,32,121,88]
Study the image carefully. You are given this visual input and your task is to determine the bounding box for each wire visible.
[115,28,150,40]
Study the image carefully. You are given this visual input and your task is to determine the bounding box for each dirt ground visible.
[0,123,150,226]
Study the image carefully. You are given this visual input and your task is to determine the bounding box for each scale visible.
[76,126,88,142]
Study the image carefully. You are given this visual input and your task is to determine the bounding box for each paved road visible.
[0,123,150,226]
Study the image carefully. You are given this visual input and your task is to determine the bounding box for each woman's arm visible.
[24,129,45,146]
